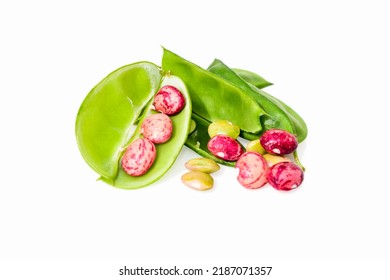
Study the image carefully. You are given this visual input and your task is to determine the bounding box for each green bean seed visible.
[208,120,240,139]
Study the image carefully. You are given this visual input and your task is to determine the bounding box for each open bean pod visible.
[76,62,192,189]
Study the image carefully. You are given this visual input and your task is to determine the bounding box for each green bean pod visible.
[231,68,273,89]
[76,62,192,189]
[207,59,308,143]
[246,87,308,143]
[161,48,266,134]
[76,62,162,179]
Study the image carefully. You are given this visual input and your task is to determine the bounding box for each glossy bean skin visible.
[181,171,214,191]
[236,152,268,189]
[207,135,244,161]
[260,129,298,155]
[208,120,240,139]
[246,139,266,155]
[185,158,220,173]
[121,138,156,176]
[162,48,265,134]
[267,162,304,191]
[141,113,172,144]
[186,113,236,167]
[153,85,186,115]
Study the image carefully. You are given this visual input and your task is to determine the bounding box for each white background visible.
[1,0,389,278]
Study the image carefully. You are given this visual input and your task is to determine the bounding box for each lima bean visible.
[181,171,214,191]
[185,158,220,173]
[246,139,266,155]
[208,120,240,139]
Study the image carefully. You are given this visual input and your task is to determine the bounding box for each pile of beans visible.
[181,158,220,191]
[122,89,304,191]
[184,120,304,191]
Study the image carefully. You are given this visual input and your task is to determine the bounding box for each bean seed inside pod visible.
[153,85,186,115]
[207,135,244,161]
[208,120,240,139]
[260,129,298,155]
[188,119,196,135]
[141,113,173,144]
[121,138,156,176]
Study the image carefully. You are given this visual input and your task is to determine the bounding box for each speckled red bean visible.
[141,113,173,144]
[207,135,244,161]
[260,129,298,155]
[236,152,268,189]
[153,85,186,115]
[121,138,156,176]
[267,162,304,191]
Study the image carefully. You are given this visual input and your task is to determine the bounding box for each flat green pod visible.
[107,75,192,189]
[76,62,162,179]
[231,68,273,89]
[250,87,308,143]
[76,62,192,189]
[162,48,265,134]
[231,65,307,142]
[208,59,307,143]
